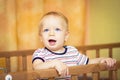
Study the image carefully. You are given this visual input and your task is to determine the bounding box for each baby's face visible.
[40,15,69,52]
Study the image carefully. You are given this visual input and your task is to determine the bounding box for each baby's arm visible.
[33,59,69,76]
[89,57,116,67]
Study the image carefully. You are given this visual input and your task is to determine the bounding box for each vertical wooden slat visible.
[22,56,27,71]
[6,57,10,73]
[112,70,117,80]
[109,48,112,58]
[82,50,87,80]
[93,49,100,80]
[48,78,54,80]
[83,50,86,55]
[71,75,78,80]
[18,56,22,71]
[92,49,100,80]
[109,48,117,80]
[109,48,113,80]
[92,72,99,80]
[96,49,100,58]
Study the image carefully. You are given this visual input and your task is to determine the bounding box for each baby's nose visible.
[49,30,55,36]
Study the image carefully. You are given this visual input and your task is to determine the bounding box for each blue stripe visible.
[32,57,45,63]
[86,58,89,64]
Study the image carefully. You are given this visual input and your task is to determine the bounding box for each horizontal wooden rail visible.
[33,61,120,78]
[0,49,35,72]
[0,61,120,80]
[0,49,34,58]
[77,43,120,50]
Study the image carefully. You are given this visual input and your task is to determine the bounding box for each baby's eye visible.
[55,28,61,31]
[43,29,49,32]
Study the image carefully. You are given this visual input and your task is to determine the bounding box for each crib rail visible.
[0,42,120,80]
[0,49,34,72]
[77,43,120,80]
[32,61,120,80]
[0,61,120,80]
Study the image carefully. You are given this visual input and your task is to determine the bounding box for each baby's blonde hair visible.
[39,11,68,35]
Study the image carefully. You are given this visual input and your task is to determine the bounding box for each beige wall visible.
[88,0,120,44]
[87,0,120,79]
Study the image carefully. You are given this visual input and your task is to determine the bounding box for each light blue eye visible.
[43,29,49,32]
[55,28,61,31]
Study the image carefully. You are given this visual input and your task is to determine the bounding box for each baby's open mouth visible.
[48,39,56,46]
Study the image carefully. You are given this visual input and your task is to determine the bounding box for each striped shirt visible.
[32,46,89,66]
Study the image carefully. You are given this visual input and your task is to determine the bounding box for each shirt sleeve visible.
[32,48,45,63]
[70,46,89,65]
[67,46,89,65]
[76,52,89,65]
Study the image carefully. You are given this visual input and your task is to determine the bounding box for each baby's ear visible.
[65,31,69,41]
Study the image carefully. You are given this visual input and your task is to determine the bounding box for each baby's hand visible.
[100,58,116,68]
[53,60,69,77]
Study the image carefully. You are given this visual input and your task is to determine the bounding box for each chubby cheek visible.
[42,38,48,46]
[42,36,48,42]
[57,34,66,42]
[40,34,48,42]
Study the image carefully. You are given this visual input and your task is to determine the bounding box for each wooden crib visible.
[0,43,120,80]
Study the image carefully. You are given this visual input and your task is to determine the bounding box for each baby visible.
[32,11,116,78]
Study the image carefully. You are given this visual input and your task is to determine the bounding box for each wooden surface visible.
[0,61,120,80]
